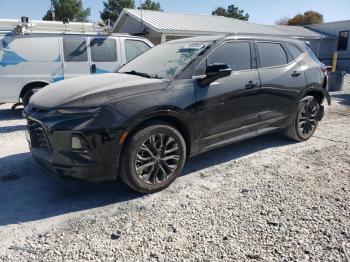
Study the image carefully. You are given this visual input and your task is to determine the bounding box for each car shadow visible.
[0,108,24,121]
[0,134,294,226]
[182,133,293,175]
[0,125,26,134]
[332,94,350,106]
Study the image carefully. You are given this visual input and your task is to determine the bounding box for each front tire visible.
[284,96,320,141]
[119,122,186,193]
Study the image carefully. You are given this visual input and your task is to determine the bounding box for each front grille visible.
[27,118,52,151]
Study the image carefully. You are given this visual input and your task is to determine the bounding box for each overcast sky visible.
[0,0,349,25]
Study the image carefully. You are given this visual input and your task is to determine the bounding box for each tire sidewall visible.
[22,89,34,107]
[294,96,319,141]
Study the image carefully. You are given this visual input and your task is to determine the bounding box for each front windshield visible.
[118,42,210,79]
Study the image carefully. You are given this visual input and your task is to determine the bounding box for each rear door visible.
[89,36,120,74]
[193,40,261,149]
[62,36,90,79]
[255,41,307,132]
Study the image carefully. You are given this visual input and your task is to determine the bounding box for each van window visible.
[63,37,88,62]
[337,31,349,51]
[125,40,151,62]
[285,43,303,59]
[257,42,288,68]
[90,38,117,62]
[207,42,252,71]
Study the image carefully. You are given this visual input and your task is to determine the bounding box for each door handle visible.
[291,71,301,77]
[245,81,258,89]
[91,64,96,74]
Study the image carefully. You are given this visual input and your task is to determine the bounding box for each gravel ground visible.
[0,77,349,261]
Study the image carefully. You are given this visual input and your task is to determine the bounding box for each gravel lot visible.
[0,77,349,261]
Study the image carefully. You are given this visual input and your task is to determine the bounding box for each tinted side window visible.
[90,38,117,62]
[207,42,251,71]
[125,40,151,62]
[285,43,303,59]
[63,37,87,62]
[257,42,288,68]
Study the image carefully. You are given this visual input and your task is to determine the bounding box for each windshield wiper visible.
[123,70,162,79]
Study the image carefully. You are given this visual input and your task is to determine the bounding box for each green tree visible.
[212,4,249,21]
[100,0,135,22]
[276,11,324,26]
[139,0,162,11]
[43,0,91,22]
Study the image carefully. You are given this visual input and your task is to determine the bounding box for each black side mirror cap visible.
[198,63,232,86]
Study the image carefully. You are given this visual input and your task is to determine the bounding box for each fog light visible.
[71,136,83,150]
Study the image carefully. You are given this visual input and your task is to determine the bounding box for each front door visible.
[89,36,121,74]
[62,36,90,79]
[194,41,261,150]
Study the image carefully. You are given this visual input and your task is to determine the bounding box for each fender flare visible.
[299,87,331,106]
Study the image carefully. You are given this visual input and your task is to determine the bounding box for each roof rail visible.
[0,17,110,34]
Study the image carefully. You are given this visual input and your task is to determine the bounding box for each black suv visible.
[25,34,330,193]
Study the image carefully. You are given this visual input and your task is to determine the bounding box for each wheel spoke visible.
[136,161,156,174]
[162,155,180,161]
[135,132,181,185]
[139,144,154,158]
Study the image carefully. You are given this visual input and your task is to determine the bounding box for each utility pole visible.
[139,0,143,32]
[51,0,56,21]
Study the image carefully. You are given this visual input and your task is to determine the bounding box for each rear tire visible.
[119,122,186,193]
[284,96,320,142]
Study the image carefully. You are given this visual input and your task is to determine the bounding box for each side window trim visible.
[284,42,304,61]
[193,40,255,77]
[255,40,291,70]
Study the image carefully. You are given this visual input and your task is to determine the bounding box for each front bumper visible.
[25,108,125,181]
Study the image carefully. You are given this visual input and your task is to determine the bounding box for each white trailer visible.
[0,18,153,107]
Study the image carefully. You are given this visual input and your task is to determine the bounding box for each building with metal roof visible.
[306,20,350,71]
[113,9,349,71]
[113,9,332,44]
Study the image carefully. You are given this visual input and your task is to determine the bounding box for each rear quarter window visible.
[257,42,288,68]
[285,43,304,59]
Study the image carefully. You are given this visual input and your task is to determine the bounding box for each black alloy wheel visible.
[119,122,186,193]
[284,96,320,141]
[135,132,180,185]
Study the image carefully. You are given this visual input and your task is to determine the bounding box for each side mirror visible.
[198,63,232,85]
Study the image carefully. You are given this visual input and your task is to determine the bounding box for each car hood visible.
[30,73,167,109]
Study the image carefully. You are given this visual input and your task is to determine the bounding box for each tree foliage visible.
[139,0,162,11]
[276,11,324,26]
[212,4,249,21]
[275,17,289,25]
[100,0,135,22]
[43,0,91,22]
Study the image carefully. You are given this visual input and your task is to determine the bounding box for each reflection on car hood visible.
[30,73,166,109]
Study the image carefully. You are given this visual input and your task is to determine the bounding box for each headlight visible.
[56,107,101,115]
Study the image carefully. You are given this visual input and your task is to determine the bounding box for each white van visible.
[0,19,153,107]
